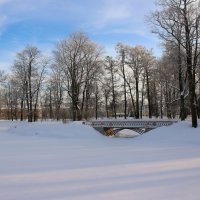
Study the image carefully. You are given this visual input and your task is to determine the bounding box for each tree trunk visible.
[178,44,186,120]
[105,93,109,118]
[84,89,89,120]
[146,70,152,118]
[153,79,158,118]
[33,103,37,122]
[121,50,127,119]
[33,88,40,122]
[20,99,24,121]
[184,1,197,128]
[140,76,145,118]
[95,85,98,120]
[127,81,135,117]
[165,82,171,118]
[49,87,53,119]
[160,83,163,119]
[197,97,200,119]
[187,66,197,127]
[111,61,117,119]
[28,63,33,122]
[135,76,139,119]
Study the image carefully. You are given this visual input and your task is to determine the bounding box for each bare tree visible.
[140,47,155,118]
[12,45,48,122]
[49,64,65,120]
[126,46,145,119]
[148,0,200,127]
[53,32,103,121]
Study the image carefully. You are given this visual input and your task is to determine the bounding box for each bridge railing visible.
[85,119,178,129]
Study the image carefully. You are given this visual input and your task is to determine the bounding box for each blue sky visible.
[0,0,160,71]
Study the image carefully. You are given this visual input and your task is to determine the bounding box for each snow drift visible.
[0,120,200,200]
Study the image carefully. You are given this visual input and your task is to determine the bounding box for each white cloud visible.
[0,0,160,69]
[0,0,9,5]
[0,0,155,35]
[100,0,132,22]
[85,0,133,30]
[82,0,155,35]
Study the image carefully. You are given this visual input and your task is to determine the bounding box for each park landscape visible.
[0,0,200,199]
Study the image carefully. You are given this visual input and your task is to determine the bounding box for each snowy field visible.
[0,120,200,200]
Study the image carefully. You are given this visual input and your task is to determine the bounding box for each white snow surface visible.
[0,120,200,200]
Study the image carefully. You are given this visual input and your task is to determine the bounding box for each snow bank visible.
[135,120,200,146]
[0,120,200,200]
[8,121,104,139]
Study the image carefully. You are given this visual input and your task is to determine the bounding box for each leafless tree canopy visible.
[0,11,199,129]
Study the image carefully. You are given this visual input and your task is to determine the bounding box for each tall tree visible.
[149,0,200,127]
[104,56,118,119]
[12,45,48,122]
[126,46,144,119]
[53,32,103,120]
[116,43,128,119]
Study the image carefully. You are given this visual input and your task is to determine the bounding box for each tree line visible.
[0,0,199,127]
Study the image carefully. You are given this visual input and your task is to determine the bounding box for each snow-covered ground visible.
[0,120,200,200]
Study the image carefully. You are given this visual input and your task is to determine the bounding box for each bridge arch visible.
[84,120,178,137]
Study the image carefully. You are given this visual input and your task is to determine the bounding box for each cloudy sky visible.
[0,0,160,71]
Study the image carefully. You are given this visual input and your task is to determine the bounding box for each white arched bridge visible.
[84,119,178,136]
